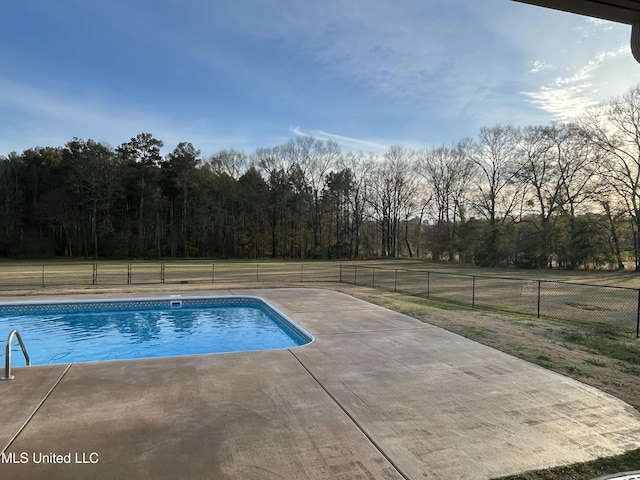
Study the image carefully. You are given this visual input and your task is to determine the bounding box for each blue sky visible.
[1,0,637,157]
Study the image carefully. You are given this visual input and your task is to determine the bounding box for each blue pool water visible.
[0,296,313,365]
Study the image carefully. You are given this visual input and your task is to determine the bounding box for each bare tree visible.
[415,142,474,261]
[593,181,628,270]
[467,125,523,265]
[516,123,597,268]
[584,85,640,269]
[412,177,433,259]
[516,125,563,267]
[253,138,340,257]
[254,145,295,257]
[284,137,341,255]
[337,151,375,258]
[208,148,250,179]
[370,146,418,257]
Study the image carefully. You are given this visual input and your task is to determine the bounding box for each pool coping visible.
[1,287,640,479]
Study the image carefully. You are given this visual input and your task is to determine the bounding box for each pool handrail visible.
[1,329,31,381]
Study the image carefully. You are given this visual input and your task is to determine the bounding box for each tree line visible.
[2,85,640,269]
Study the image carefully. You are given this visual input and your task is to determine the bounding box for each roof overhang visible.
[512,0,640,62]
[512,0,640,24]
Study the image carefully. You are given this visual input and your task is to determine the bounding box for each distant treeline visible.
[3,85,640,269]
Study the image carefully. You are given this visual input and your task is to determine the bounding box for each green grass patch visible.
[561,330,586,343]
[619,364,640,377]
[494,447,640,479]
[566,364,590,377]
[560,330,640,365]
[584,358,608,367]
[536,353,553,363]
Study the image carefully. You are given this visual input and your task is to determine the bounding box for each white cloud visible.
[580,16,615,35]
[521,45,632,121]
[585,18,610,25]
[530,60,553,74]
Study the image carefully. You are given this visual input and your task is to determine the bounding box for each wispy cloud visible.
[585,18,611,25]
[529,60,552,74]
[291,126,389,154]
[182,1,520,116]
[521,45,631,121]
[580,17,615,34]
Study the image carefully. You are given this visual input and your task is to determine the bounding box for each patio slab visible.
[1,351,403,480]
[2,288,640,479]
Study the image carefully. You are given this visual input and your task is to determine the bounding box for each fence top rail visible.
[0,261,324,267]
[342,264,640,292]
[537,278,640,291]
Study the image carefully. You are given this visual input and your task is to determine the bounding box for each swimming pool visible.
[0,296,313,365]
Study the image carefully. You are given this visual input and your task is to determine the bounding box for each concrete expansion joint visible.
[1,363,73,455]
[287,348,412,480]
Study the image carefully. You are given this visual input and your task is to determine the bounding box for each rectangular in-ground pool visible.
[0,296,313,365]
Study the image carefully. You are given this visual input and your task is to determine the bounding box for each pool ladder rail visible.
[1,330,31,381]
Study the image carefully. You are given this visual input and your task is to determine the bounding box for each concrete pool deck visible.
[1,288,640,479]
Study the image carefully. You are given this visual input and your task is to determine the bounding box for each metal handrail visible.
[1,330,31,381]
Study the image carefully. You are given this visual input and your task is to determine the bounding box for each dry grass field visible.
[340,261,640,335]
[1,257,639,285]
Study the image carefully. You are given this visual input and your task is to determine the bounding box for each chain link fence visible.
[0,262,342,289]
[0,262,638,336]
[340,265,640,337]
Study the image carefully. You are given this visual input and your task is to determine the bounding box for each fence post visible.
[92,263,97,285]
[472,275,476,308]
[394,269,398,292]
[256,264,260,282]
[537,280,542,318]
[355,266,358,285]
[161,263,165,284]
[339,264,343,283]
[636,289,640,338]
[372,267,375,288]
[41,265,45,288]
[300,264,304,282]
[127,264,132,285]
[426,271,430,299]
